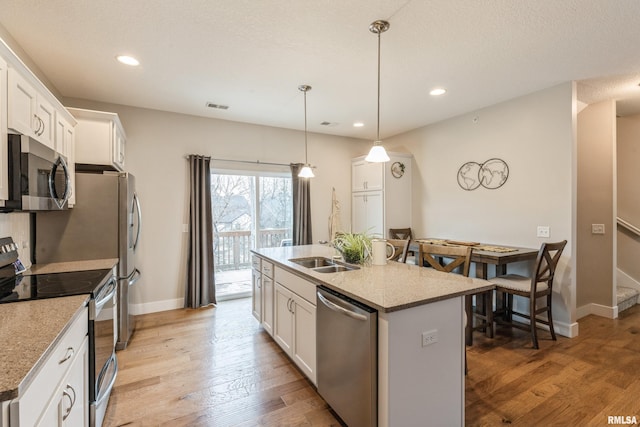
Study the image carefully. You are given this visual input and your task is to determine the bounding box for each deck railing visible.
[214,229,290,271]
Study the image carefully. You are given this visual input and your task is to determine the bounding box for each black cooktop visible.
[0,269,113,303]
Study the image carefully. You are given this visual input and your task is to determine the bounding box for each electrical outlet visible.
[537,226,550,238]
[182,224,189,233]
[421,330,438,347]
[592,224,605,235]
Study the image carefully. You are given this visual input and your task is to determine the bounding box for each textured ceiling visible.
[1,0,639,140]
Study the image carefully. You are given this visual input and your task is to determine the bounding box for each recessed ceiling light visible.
[430,88,447,96]
[353,122,364,127]
[116,55,140,66]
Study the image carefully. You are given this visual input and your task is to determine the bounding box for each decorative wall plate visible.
[457,158,509,190]
[391,161,405,178]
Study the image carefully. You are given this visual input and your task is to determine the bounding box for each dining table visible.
[409,238,540,345]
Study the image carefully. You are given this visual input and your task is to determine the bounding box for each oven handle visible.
[95,353,118,407]
[95,278,117,311]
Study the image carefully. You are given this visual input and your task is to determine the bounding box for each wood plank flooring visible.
[104,298,640,426]
[103,298,341,427]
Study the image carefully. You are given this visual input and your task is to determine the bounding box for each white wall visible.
[384,83,576,330]
[616,114,640,294]
[65,99,369,312]
[576,101,616,313]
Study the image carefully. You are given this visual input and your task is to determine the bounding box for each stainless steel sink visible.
[289,257,336,268]
[289,257,360,273]
[313,265,359,273]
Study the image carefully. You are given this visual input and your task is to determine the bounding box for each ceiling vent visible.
[206,102,229,110]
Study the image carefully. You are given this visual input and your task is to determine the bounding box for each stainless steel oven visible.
[90,274,118,427]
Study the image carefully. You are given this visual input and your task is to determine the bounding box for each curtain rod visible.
[185,155,294,168]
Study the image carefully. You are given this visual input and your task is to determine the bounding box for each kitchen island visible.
[252,244,494,427]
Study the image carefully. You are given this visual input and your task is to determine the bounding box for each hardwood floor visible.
[105,298,640,426]
[103,298,342,427]
[466,305,640,426]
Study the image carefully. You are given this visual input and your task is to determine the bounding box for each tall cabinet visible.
[351,152,412,238]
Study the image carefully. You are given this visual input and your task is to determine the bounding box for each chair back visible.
[418,243,473,277]
[389,227,412,241]
[532,240,567,291]
[386,238,410,263]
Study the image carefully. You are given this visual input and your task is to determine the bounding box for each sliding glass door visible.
[211,170,292,300]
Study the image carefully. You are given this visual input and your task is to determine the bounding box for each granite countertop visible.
[0,295,89,401]
[26,258,118,275]
[252,244,495,312]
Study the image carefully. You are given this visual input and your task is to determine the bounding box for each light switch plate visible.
[537,226,550,238]
[592,224,605,235]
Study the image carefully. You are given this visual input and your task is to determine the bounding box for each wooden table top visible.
[411,238,539,266]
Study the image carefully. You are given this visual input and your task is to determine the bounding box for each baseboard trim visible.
[576,302,618,320]
[511,314,578,338]
[133,298,184,315]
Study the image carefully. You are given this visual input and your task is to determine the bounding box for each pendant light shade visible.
[298,84,315,178]
[365,19,391,163]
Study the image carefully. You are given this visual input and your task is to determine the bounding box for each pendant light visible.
[365,19,391,163]
[298,84,315,178]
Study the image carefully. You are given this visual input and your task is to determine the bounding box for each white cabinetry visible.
[10,307,89,427]
[67,107,126,172]
[251,256,262,322]
[261,260,275,336]
[352,160,383,192]
[352,191,384,237]
[351,153,412,238]
[251,255,275,336]
[273,267,316,384]
[7,68,56,150]
[55,115,76,206]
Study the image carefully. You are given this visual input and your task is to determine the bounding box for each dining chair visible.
[389,227,412,241]
[418,243,472,276]
[386,238,410,263]
[490,240,567,349]
[418,243,493,347]
[418,243,475,373]
[390,228,415,263]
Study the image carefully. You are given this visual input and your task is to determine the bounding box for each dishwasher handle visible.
[317,290,368,321]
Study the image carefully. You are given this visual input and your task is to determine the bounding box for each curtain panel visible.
[290,163,313,245]
[186,155,216,308]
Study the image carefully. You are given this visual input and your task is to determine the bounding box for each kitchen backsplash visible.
[0,212,31,267]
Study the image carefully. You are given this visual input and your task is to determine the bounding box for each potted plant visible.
[332,232,373,265]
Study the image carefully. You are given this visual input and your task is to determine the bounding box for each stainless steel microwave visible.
[3,134,71,211]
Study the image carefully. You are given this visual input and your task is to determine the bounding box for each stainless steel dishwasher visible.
[317,286,377,427]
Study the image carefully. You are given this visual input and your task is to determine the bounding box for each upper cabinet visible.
[8,67,57,151]
[67,107,126,171]
[352,160,383,192]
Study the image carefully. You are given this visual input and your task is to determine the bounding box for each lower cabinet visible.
[251,266,262,322]
[261,275,274,336]
[10,307,89,426]
[39,335,89,426]
[251,256,317,385]
[274,281,317,385]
